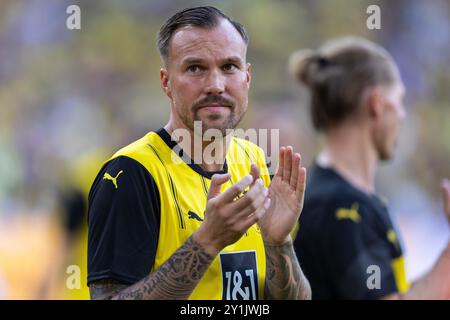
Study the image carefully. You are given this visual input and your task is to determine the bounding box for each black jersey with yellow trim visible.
[293,163,409,299]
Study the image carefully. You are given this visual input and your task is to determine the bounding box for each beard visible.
[192,110,243,136]
[378,146,392,161]
[181,95,246,137]
[377,134,398,161]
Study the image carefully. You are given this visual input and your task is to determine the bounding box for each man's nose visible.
[204,70,225,95]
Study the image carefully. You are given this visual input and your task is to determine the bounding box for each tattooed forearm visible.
[89,279,128,299]
[264,239,311,300]
[90,235,215,300]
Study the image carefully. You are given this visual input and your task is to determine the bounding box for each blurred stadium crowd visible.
[0,0,449,299]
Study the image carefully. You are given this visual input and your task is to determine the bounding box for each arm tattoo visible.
[89,279,128,300]
[89,235,214,300]
[264,239,311,300]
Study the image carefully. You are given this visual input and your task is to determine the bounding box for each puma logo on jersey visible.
[387,229,400,250]
[336,203,361,223]
[187,211,204,222]
[103,170,123,189]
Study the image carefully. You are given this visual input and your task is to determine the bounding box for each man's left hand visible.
[257,146,306,245]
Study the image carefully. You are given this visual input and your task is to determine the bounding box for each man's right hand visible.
[194,166,270,256]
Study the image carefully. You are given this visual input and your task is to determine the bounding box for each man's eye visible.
[187,65,202,73]
[222,64,237,72]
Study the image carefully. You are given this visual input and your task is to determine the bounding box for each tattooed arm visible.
[264,237,311,300]
[89,279,128,300]
[89,235,214,300]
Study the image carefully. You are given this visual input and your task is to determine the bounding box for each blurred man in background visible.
[87,6,311,300]
[290,37,450,299]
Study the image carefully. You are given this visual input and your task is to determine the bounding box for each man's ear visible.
[366,86,384,119]
[160,68,172,99]
[246,62,251,88]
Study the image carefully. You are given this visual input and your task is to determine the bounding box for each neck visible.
[164,121,231,172]
[317,123,378,194]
